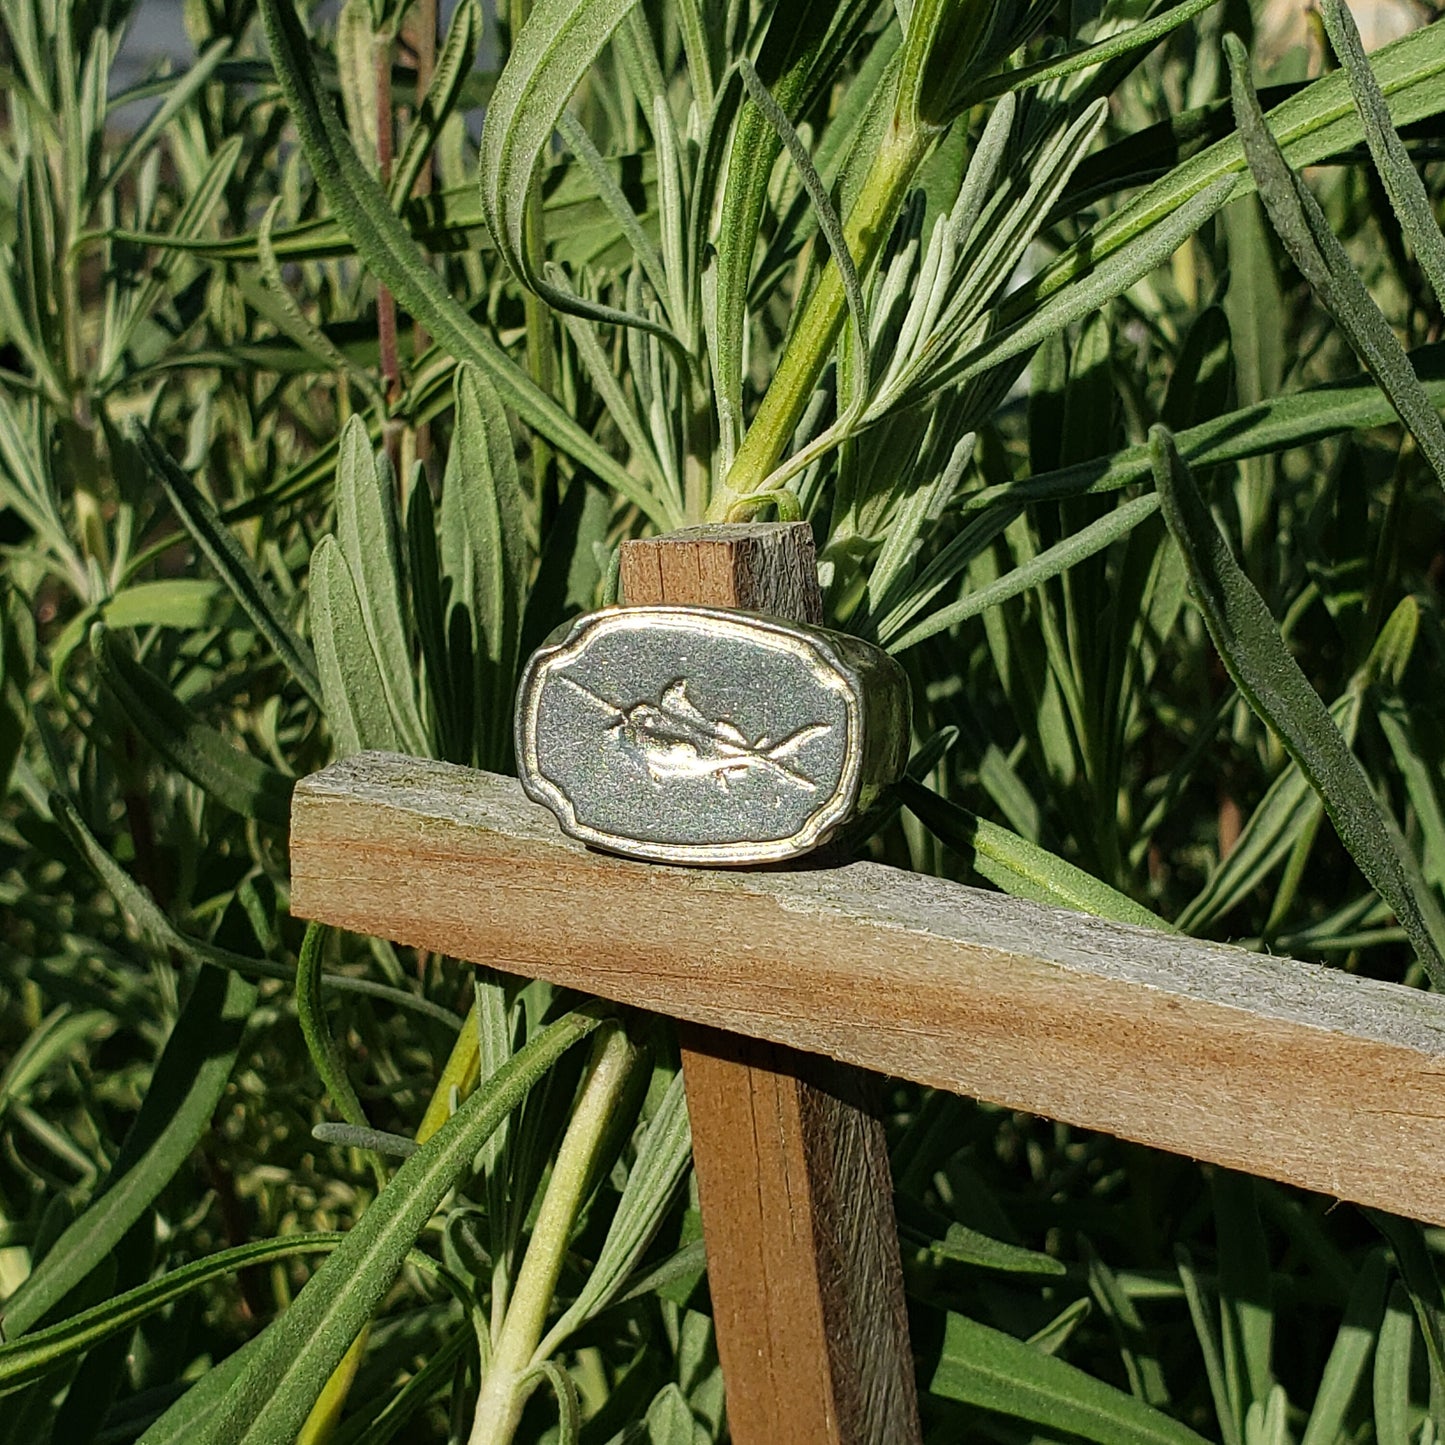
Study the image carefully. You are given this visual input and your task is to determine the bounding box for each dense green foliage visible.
[2,0,1445,1439]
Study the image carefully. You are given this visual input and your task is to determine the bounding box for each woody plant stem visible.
[706,0,983,518]
[468,1024,637,1445]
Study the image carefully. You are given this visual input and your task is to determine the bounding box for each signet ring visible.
[515,605,911,866]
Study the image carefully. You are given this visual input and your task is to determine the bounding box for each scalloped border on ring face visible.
[515,606,909,866]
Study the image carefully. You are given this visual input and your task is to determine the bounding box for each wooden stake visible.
[618,522,921,1445]
[291,756,1445,1230]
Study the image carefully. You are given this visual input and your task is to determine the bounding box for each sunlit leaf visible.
[929,1310,1211,1443]
[1225,34,1445,490]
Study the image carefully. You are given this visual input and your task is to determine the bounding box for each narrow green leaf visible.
[1245,1385,1291,1445]
[0,583,30,795]
[555,111,670,324]
[739,56,869,416]
[335,0,380,175]
[52,792,462,1029]
[613,1240,707,1309]
[310,535,403,756]
[390,0,478,205]
[176,1008,606,1445]
[94,627,295,826]
[644,1383,696,1445]
[965,343,1445,515]
[1210,1172,1273,1420]
[99,136,243,384]
[1085,1246,1171,1406]
[1374,1281,1416,1445]
[340,1328,470,1445]
[931,177,1235,400]
[467,971,516,1258]
[441,365,529,765]
[1220,195,1284,560]
[1377,697,1445,892]
[477,0,680,339]
[897,776,1173,931]
[253,200,386,411]
[295,924,378,1166]
[964,0,1221,107]
[1015,20,1445,324]
[94,39,231,203]
[0,958,256,1338]
[519,475,609,659]
[107,156,653,268]
[1177,1246,1242,1445]
[334,417,427,754]
[0,170,66,408]
[869,98,1105,419]
[0,391,79,582]
[1150,425,1445,988]
[1367,1211,1445,1434]
[1299,1250,1389,1445]
[255,0,667,525]
[527,1358,581,1443]
[1225,34,1445,490]
[50,580,239,686]
[929,1310,1211,1444]
[712,4,842,446]
[1028,1297,1093,1356]
[311,1123,418,1159]
[0,1236,342,1394]
[924,1222,1067,1277]
[1178,692,1360,935]
[0,1008,111,1119]
[883,492,1161,652]
[478,0,637,285]
[1320,0,1445,304]
[540,1070,691,1353]
[554,295,674,509]
[406,476,465,763]
[136,1335,268,1445]
[856,426,980,634]
[133,425,323,706]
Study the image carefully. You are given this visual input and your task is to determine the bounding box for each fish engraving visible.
[559,675,830,791]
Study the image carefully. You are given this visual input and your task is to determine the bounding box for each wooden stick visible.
[292,755,1445,1230]
[618,522,920,1445]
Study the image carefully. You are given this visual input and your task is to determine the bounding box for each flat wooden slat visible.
[619,521,919,1445]
[291,754,1445,1229]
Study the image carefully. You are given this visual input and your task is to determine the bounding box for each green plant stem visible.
[710,118,934,517]
[468,1024,636,1445]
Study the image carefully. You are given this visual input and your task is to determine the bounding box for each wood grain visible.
[619,521,827,623]
[291,755,1445,1230]
[619,521,920,1445]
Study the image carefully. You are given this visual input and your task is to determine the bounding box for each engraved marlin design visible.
[558,675,831,791]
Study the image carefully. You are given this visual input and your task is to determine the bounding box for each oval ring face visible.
[516,607,866,864]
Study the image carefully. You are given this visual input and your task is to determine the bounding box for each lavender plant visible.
[2,0,1445,1440]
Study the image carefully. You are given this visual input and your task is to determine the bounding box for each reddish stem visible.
[375,42,402,469]
[405,0,437,464]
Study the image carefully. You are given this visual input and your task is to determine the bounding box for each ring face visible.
[515,606,908,865]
